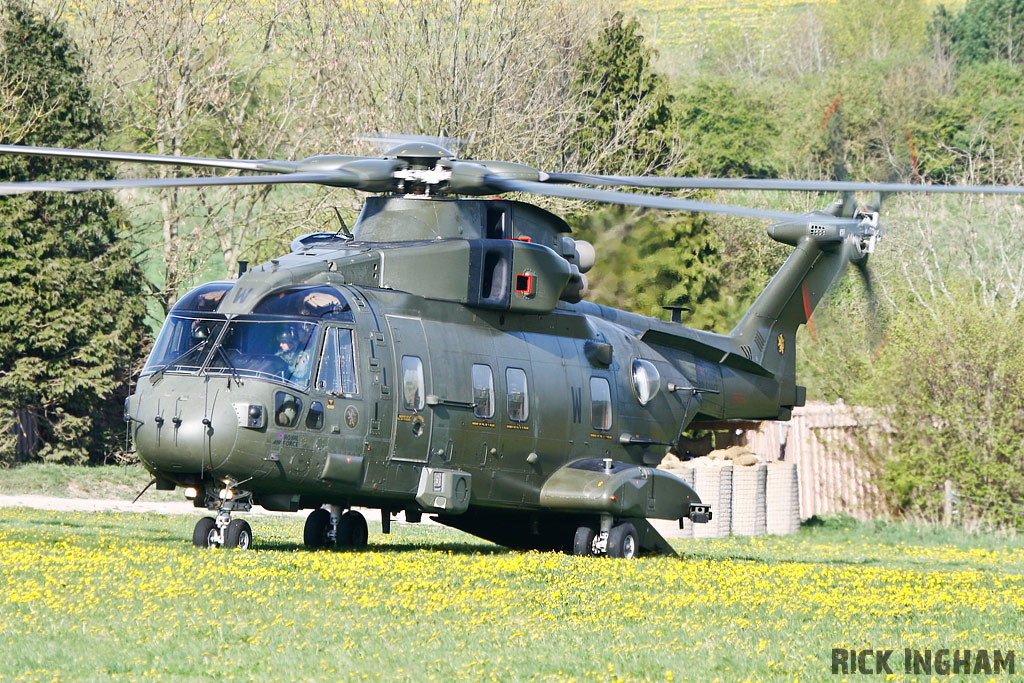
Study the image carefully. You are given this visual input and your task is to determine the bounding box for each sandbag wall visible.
[673,462,800,538]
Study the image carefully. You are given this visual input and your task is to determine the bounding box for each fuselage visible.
[128,274,789,516]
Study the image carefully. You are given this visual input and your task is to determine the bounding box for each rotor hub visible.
[384,142,455,168]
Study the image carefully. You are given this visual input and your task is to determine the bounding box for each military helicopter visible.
[3,140,1022,558]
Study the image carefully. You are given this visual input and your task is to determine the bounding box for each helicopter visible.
[3,140,1023,558]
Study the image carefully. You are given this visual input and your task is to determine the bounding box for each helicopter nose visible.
[132,380,239,475]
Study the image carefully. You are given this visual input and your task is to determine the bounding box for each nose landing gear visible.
[191,482,254,549]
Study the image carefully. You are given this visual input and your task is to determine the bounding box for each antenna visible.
[332,207,353,239]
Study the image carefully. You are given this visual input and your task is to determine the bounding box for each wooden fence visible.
[727,401,884,520]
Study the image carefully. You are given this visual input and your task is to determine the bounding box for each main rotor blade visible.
[0,143,295,173]
[485,176,860,225]
[544,173,1024,196]
[0,171,349,196]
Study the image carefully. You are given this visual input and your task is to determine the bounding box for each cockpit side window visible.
[316,327,357,395]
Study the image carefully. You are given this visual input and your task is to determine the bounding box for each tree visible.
[570,11,675,175]
[675,77,779,178]
[937,0,1024,66]
[569,206,729,332]
[64,0,326,311]
[0,1,147,464]
[566,12,732,331]
[60,0,612,304]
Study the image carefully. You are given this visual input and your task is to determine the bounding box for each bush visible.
[859,290,1024,524]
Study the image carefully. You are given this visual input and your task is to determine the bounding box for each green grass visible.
[0,463,179,502]
[1,507,1021,681]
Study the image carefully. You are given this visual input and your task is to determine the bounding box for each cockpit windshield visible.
[142,286,356,390]
[206,319,318,387]
[142,315,226,375]
[142,315,319,389]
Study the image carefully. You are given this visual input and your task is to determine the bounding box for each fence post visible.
[943,480,953,527]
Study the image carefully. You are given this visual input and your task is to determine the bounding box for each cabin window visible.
[402,355,425,411]
[631,359,661,406]
[590,377,612,431]
[275,391,303,428]
[316,327,357,395]
[472,364,494,419]
[506,368,529,422]
[306,401,325,430]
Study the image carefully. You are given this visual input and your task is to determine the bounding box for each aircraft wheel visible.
[572,525,598,556]
[303,508,331,548]
[607,522,639,559]
[337,510,368,548]
[225,519,253,550]
[192,516,218,548]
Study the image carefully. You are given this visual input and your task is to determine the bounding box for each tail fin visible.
[729,204,877,385]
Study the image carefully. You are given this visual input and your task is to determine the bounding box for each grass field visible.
[0,463,178,502]
[1,506,1021,681]
[621,0,815,52]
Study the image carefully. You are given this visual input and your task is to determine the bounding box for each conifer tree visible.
[569,14,725,331]
[0,1,147,464]
[570,11,674,175]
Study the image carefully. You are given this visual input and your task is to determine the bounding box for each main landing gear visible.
[572,515,639,559]
[303,506,369,550]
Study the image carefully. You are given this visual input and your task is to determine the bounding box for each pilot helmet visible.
[276,327,298,352]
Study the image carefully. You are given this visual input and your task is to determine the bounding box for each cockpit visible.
[141,283,357,392]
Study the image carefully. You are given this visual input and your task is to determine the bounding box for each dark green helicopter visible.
[3,140,1022,557]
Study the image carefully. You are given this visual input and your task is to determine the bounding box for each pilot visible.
[276,327,298,360]
[276,327,312,383]
[190,322,210,343]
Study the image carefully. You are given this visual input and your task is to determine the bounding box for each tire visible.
[192,517,217,548]
[225,519,253,550]
[607,522,639,559]
[572,525,597,556]
[338,510,368,548]
[303,508,331,548]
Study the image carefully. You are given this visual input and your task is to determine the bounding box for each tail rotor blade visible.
[855,259,879,319]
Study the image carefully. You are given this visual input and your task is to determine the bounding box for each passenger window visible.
[472,364,494,419]
[275,391,303,428]
[590,377,612,430]
[402,356,425,411]
[506,368,529,422]
[306,401,324,430]
[316,328,357,395]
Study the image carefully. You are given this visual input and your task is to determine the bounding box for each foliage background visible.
[0,1,146,465]
[2,0,1024,522]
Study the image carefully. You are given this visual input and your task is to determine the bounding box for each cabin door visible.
[386,315,433,463]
